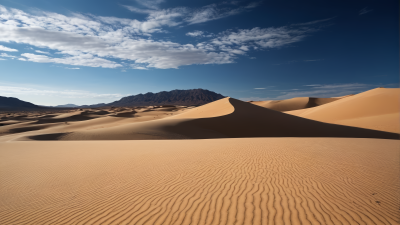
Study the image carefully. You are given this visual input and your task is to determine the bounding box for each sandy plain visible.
[0,88,399,225]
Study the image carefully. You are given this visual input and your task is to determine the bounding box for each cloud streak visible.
[276,83,371,99]
[359,7,373,15]
[0,85,125,100]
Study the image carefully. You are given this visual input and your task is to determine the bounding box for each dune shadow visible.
[24,98,399,141]
[9,125,53,134]
[33,115,95,124]
[170,98,399,140]
[28,132,71,140]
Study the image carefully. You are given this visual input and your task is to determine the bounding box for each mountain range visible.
[0,96,42,111]
[107,89,225,107]
[0,89,225,110]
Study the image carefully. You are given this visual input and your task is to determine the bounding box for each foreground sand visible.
[0,138,399,225]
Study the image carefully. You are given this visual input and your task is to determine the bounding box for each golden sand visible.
[0,88,399,224]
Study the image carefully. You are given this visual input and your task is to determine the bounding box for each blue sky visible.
[0,0,398,106]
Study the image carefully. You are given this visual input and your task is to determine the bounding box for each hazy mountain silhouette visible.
[55,104,80,108]
[107,89,225,107]
[0,89,225,111]
[0,96,42,111]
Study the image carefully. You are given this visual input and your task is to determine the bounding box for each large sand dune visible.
[0,138,398,225]
[21,97,398,140]
[286,88,400,133]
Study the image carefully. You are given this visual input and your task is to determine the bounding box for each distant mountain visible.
[0,96,42,111]
[0,89,225,111]
[80,103,107,108]
[107,89,225,107]
[55,104,79,108]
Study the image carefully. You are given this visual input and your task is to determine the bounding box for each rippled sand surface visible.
[0,138,398,225]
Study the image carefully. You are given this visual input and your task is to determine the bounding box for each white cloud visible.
[359,7,373,15]
[35,50,50,55]
[210,26,314,55]
[0,53,16,58]
[186,31,204,37]
[0,44,18,52]
[66,67,80,69]
[0,85,125,99]
[0,4,326,70]
[21,53,122,68]
[131,65,148,70]
[186,30,214,38]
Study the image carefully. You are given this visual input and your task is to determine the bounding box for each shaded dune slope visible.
[27,97,398,140]
[287,88,400,133]
[251,97,339,112]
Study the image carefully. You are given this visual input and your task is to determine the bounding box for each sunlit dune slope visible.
[251,97,339,111]
[0,107,186,142]
[286,88,400,133]
[0,138,398,225]
[25,97,398,140]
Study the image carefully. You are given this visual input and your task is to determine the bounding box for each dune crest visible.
[251,97,339,111]
[286,88,400,133]
[24,97,398,141]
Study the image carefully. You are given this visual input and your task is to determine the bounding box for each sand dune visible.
[286,88,400,133]
[24,97,398,140]
[0,138,398,225]
[0,106,189,142]
[0,88,399,224]
[251,97,339,111]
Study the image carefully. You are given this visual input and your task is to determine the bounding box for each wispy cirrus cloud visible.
[276,83,371,99]
[123,1,259,25]
[135,0,165,10]
[0,4,330,70]
[186,3,248,24]
[293,17,335,26]
[20,53,122,68]
[0,85,125,99]
[359,7,373,15]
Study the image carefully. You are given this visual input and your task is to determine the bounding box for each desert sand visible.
[286,88,400,133]
[0,88,399,224]
[250,97,341,112]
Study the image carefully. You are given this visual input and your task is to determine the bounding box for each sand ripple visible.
[0,138,398,225]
